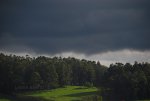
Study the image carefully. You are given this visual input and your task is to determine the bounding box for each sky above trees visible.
[0,0,150,66]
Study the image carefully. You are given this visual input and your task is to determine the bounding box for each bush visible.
[84,82,93,87]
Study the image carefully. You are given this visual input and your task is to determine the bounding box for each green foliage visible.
[0,53,106,93]
[1,53,150,100]
[84,82,93,87]
[102,62,150,100]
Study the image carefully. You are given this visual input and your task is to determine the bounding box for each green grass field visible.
[0,86,100,101]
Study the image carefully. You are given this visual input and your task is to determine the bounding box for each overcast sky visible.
[0,0,150,66]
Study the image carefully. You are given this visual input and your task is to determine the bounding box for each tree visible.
[29,72,41,89]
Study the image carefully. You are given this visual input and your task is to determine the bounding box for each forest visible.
[0,53,150,100]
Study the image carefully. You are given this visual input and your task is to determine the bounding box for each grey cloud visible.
[0,0,150,54]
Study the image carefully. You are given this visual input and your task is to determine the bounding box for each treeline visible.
[0,53,106,93]
[102,62,150,100]
[1,53,150,100]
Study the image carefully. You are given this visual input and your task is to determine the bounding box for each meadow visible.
[0,86,100,101]
[1,86,150,101]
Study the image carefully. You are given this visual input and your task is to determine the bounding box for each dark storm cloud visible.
[0,0,150,54]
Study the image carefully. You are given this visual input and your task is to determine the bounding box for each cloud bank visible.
[1,49,150,66]
[0,0,150,65]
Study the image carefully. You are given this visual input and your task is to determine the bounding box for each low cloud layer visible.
[0,0,150,55]
[1,50,150,66]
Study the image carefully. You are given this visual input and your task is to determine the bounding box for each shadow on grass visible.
[65,91,102,101]
[65,91,99,97]
[0,94,52,101]
[20,90,52,95]
[74,87,89,90]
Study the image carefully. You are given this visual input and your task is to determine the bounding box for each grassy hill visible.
[0,86,100,101]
